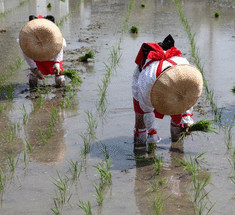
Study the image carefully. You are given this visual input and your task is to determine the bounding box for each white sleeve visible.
[53,38,66,62]
[23,52,37,69]
[181,107,194,125]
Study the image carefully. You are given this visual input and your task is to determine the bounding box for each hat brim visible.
[151,64,203,115]
[19,19,63,61]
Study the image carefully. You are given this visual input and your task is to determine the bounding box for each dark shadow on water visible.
[90,136,173,171]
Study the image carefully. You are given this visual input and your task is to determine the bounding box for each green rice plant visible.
[0,124,17,143]
[61,69,82,86]
[68,159,82,180]
[94,159,112,186]
[152,187,169,215]
[148,178,167,193]
[110,46,121,68]
[153,156,163,175]
[50,106,59,126]
[20,104,28,125]
[52,172,71,209]
[189,120,217,133]
[93,183,103,205]
[7,155,18,172]
[232,86,235,93]
[86,111,97,141]
[214,11,220,18]
[224,123,233,150]
[47,3,52,9]
[0,170,7,191]
[80,134,91,156]
[78,200,92,215]
[38,127,48,145]
[129,25,139,34]
[79,50,95,62]
[51,200,60,215]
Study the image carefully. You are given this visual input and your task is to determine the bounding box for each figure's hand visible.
[53,63,61,76]
[31,68,44,79]
[183,123,191,135]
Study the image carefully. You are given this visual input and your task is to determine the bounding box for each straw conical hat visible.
[19,18,63,61]
[151,64,203,115]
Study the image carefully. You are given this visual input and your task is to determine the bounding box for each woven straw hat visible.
[151,64,203,115]
[19,18,63,61]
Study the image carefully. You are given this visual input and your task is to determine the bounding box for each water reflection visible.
[25,90,66,165]
[134,143,193,215]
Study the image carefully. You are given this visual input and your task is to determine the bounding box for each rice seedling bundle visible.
[60,69,82,86]
[188,120,217,133]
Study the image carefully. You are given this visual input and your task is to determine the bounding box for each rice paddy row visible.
[173,0,235,213]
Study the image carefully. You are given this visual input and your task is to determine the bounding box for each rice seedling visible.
[20,104,28,125]
[51,200,60,215]
[38,127,47,145]
[61,69,82,86]
[85,111,97,141]
[52,172,71,211]
[129,25,139,34]
[78,200,92,215]
[80,134,91,156]
[148,178,166,193]
[93,183,103,205]
[141,3,146,8]
[79,50,95,62]
[0,125,17,144]
[7,155,18,173]
[224,123,233,150]
[153,156,163,175]
[47,3,52,9]
[50,106,59,126]
[68,159,82,181]
[0,170,7,192]
[176,152,214,214]
[189,120,217,133]
[152,187,169,215]
[109,46,122,68]
[94,158,112,186]
[214,11,220,18]
[232,86,235,93]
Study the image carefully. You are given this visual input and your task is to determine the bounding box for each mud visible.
[0,0,234,215]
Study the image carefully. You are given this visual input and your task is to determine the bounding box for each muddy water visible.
[0,0,234,214]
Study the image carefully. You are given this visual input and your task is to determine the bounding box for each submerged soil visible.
[0,0,234,215]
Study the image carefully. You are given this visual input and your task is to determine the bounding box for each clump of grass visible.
[141,3,146,8]
[61,69,82,86]
[214,11,220,18]
[232,86,235,93]
[188,120,217,133]
[47,3,52,9]
[79,50,95,62]
[129,25,139,34]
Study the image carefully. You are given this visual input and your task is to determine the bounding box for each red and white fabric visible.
[132,49,194,133]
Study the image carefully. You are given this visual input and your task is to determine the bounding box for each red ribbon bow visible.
[144,43,182,77]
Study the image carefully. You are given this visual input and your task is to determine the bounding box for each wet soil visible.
[0,0,234,215]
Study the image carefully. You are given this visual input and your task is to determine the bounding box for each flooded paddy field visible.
[0,0,234,214]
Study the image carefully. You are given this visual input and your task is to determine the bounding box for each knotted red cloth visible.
[143,43,182,77]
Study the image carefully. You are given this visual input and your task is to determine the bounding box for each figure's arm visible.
[181,107,194,132]
[53,38,66,75]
